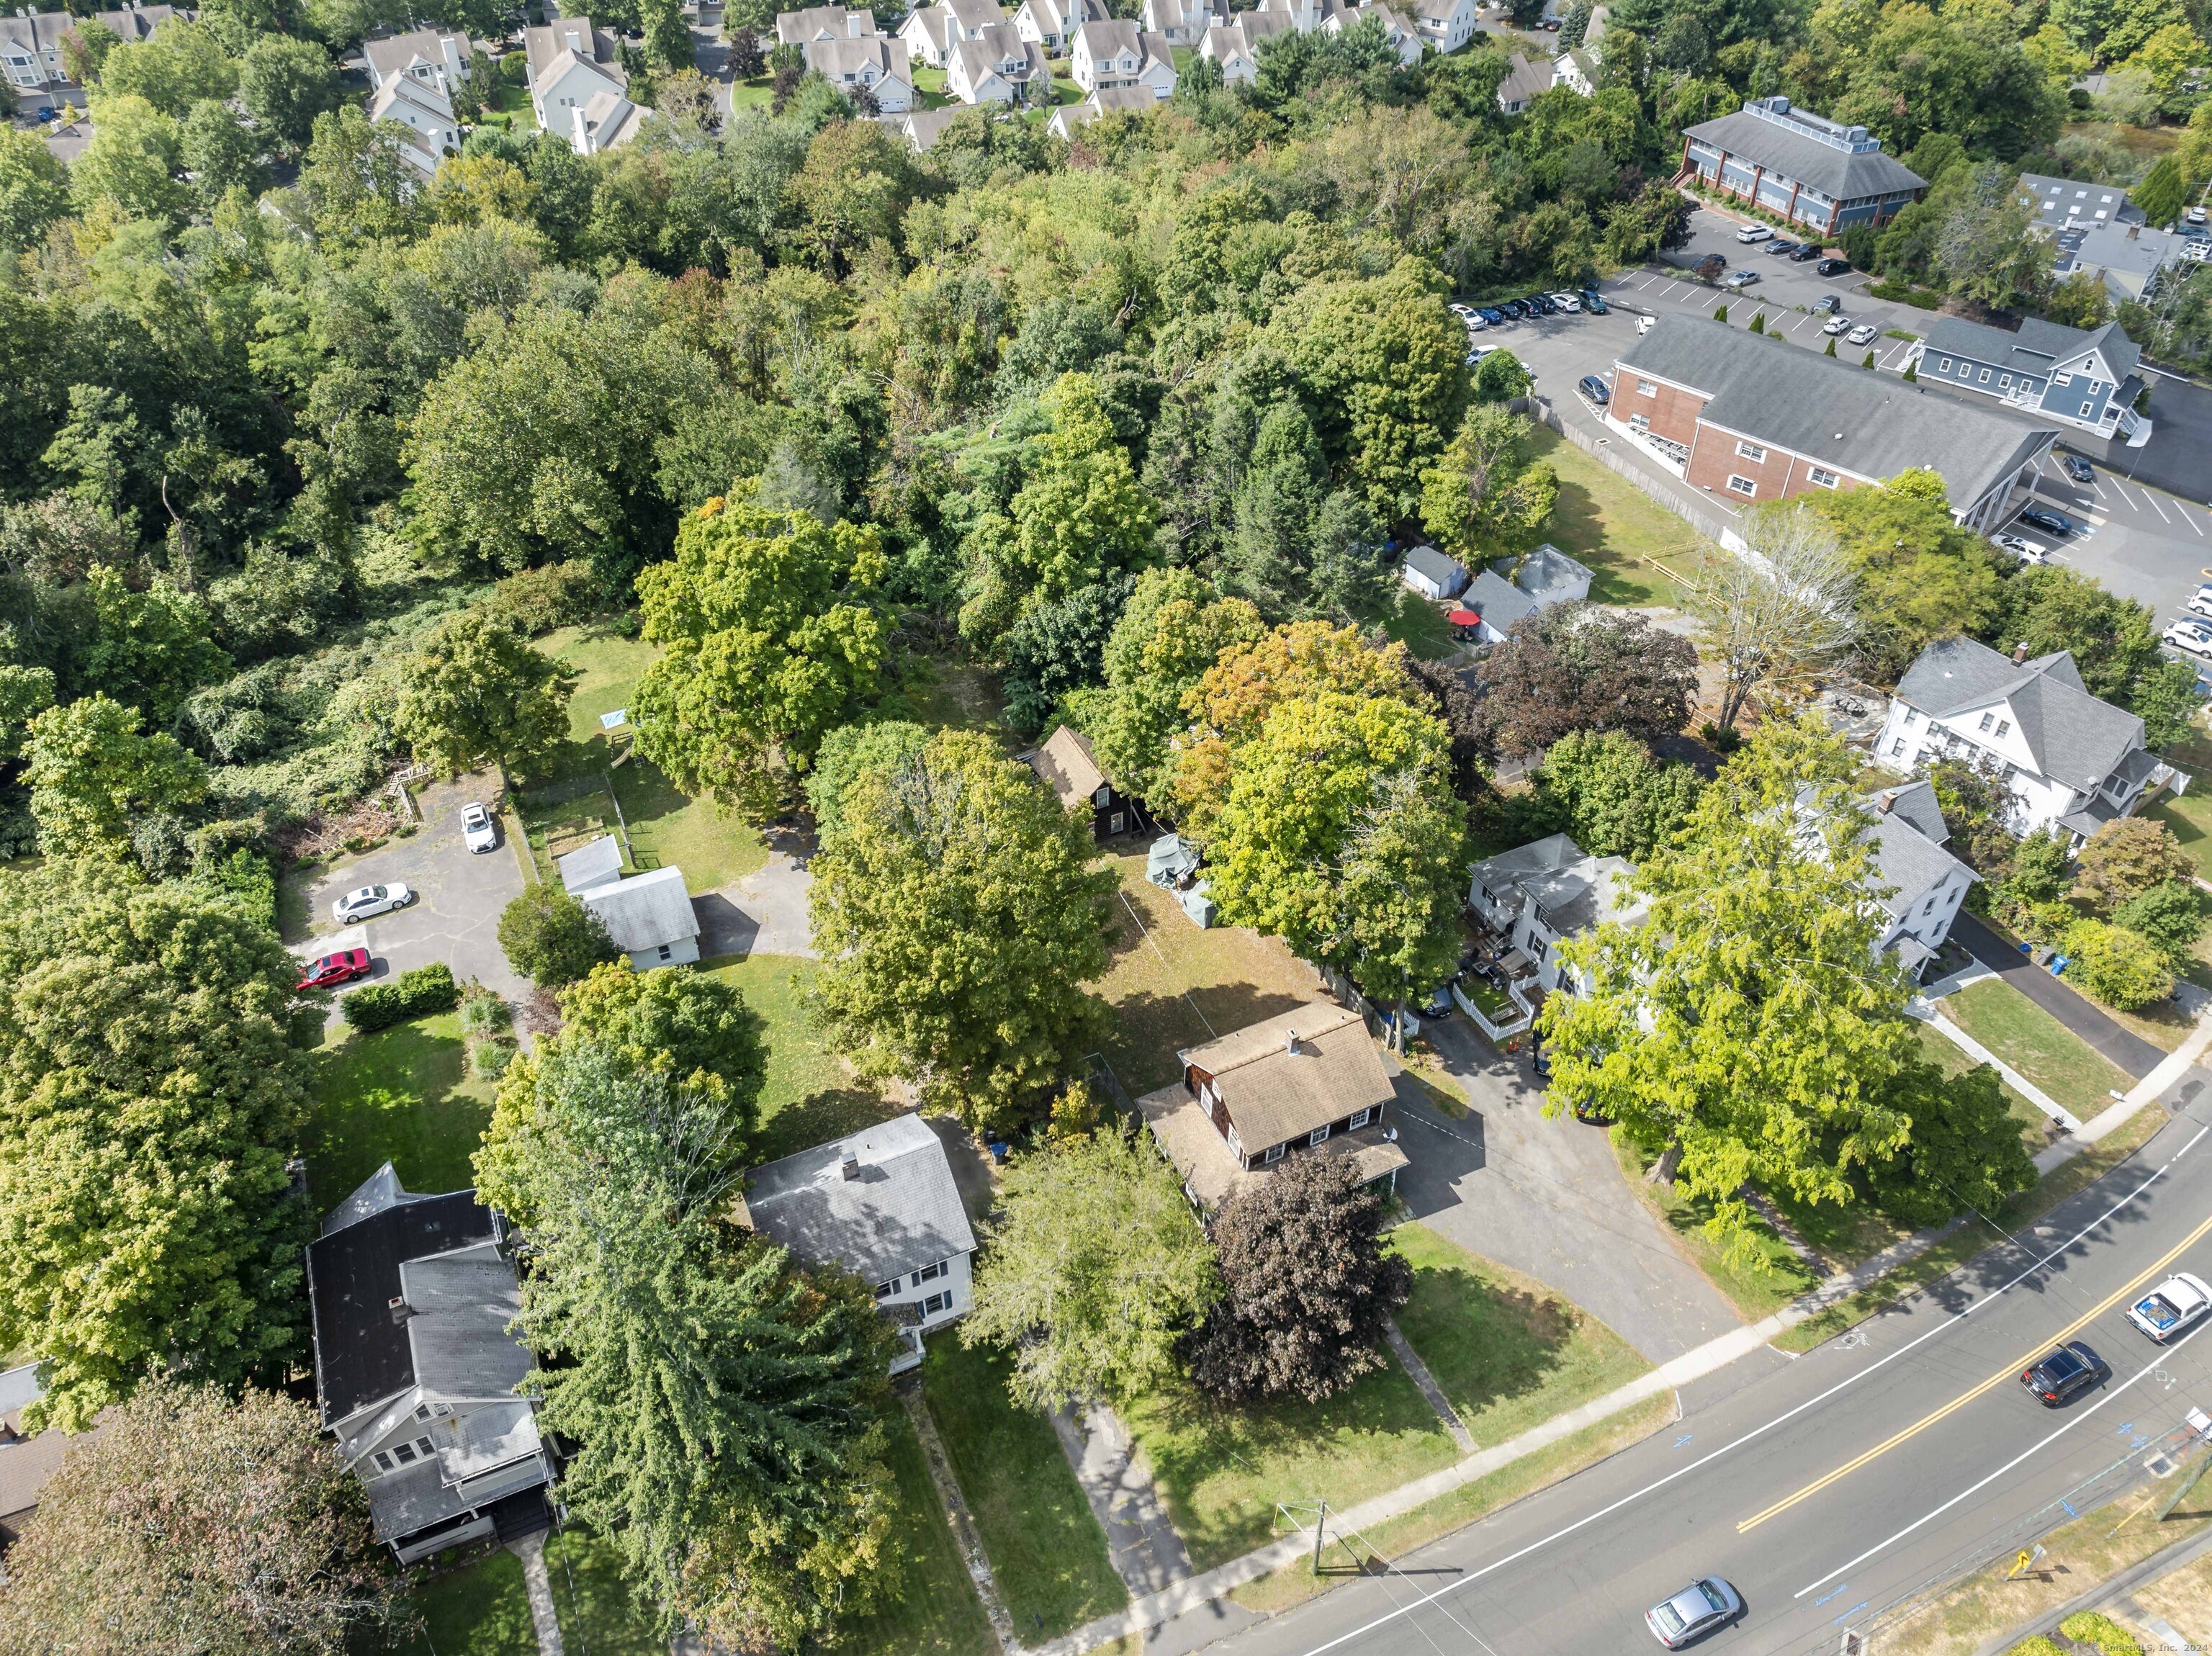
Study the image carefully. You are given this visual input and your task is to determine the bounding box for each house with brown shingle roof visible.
[1138,1004,1409,1217]
[1019,725,1151,840]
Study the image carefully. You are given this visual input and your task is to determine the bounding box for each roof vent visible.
[388,1295,413,1324]
[1285,1028,1298,1055]
[840,1152,861,1180]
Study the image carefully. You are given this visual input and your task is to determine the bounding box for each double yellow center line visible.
[1737,1207,2212,1534]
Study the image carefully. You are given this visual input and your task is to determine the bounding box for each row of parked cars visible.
[1734,220,1854,276]
[1449,289,1609,366]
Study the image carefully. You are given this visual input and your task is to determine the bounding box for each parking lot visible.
[1465,258,2212,676]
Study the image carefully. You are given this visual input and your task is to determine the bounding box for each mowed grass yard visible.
[1390,1223,1650,1445]
[1938,978,2133,1120]
[837,1408,1000,1656]
[1525,426,1701,609]
[1092,851,1326,1096]
[302,1012,497,1217]
[1611,1129,1823,1320]
[405,1528,662,1656]
[1915,1019,2056,1151]
[922,1338,1125,1640]
[701,953,903,1165]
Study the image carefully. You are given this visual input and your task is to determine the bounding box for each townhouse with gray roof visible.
[1679,96,1925,235]
[804,32,914,108]
[1797,779,1977,980]
[1609,315,2057,534]
[739,1113,979,1374]
[1874,636,2189,846]
[1,3,176,103]
[1904,316,2150,447]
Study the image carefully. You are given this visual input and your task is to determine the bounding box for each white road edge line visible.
[1286,1122,2209,1656]
[1791,1312,2212,1599]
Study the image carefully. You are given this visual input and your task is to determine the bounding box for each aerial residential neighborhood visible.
[12,0,2212,1652]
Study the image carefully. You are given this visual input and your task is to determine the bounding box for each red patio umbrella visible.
[1447,608,1479,627]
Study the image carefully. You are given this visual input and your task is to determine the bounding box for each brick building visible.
[1606,317,2059,533]
[1680,96,1925,236]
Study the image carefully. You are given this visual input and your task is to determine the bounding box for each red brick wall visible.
[1683,430,1870,507]
[1614,372,1705,446]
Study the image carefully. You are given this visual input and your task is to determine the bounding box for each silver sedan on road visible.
[1646,1578,1743,1647]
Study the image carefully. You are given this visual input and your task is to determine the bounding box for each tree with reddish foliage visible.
[727,27,765,79]
[1474,600,1698,760]
[1184,1155,1411,1403]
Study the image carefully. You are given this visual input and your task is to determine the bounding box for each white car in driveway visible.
[1845,323,1879,346]
[333,883,415,924]
[1990,533,2048,563]
[2187,584,2212,621]
[2164,619,2212,658]
[1822,315,1851,334]
[2128,1273,2212,1343]
[462,802,497,853]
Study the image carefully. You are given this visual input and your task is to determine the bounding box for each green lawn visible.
[1939,978,2133,1120]
[1525,426,1702,608]
[702,953,901,1163]
[881,654,1011,739]
[1389,1223,1650,1446]
[1364,585,1462,662]
[837,1409,999,1656]
[922,1338,1125,1640]
[1118,1355,1461,1571]
[302,1012,496,1217]
[2146,791,2212,883]
[471,81,533,131]
[1611,1128,1823,1319]
[1916,1020,2052,1150]
[403,1528,664,1655]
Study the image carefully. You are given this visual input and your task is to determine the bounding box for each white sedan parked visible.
[333,883,415,924]
[462,802,498,853]
[2163,620,2212,658]
[2186,583,2212,621]
[1845,323,1879,346]
[1822,315,1852,335]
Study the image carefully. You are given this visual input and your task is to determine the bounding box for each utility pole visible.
[1313,1499,1328,1575]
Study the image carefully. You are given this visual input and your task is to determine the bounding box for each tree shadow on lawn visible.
[1100,986,1321,1097]
[755,1085,905,1166]
[1394,1249,1579,1431]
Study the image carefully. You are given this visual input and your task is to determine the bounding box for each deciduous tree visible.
[1184,1156,1411,1403]
[965,1125,1220,1408]
[498,883,621,989]
[1683,506,1861,732]
[0,1378,405,1655]
[2074,815,2193,910]
[1475,600,1699,757]
[1524,728,1704,859]
[1418,404,1558,562]
[2062,917,2175,1009]
[23,693,206,860]
[807,729,1118,1133]
[804,719,930,833]
[395,611,576,787]
[2113,881,2206,966]
[1092,567,1264,803]
[0,862,312,1431]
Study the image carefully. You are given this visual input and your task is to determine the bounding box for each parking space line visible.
[1662,282,1683,300]
[2182,505,2208,538]
[2091,482,2109,502]
[2146,489,2175,526]
[1639,273,1661,290]
[1789,313,1813,333]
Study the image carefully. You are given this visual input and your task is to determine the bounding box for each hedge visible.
[2059,1611,2144,1656]
[1866,279,1945,310]
[342,962,460,1032]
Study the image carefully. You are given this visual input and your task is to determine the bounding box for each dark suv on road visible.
[1789,242,1822,261]
[2022,1342,2109,1407]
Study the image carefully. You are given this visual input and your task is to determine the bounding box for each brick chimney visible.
[2013,642,2029,664]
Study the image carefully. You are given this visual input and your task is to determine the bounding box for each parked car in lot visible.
[1577,374,1610,405]
[1845,323,1879,346]
[1580,287,1608,313]
[297,948,373,991]
[2062,454,2096,485]
[462,801,498,852]
[1723,269,1760,288]
[1822,315,1851,334]
[2128,1274,2212,1344]
[1450,302,1475,318]
[2021,1342,2109,1407]
[2164,619,2212,657]
[1991,534,2048,563]
[1646,1578,1743,1647]
[1789,241,1822,261]
[1813,293,1843,314]
[1478,306,1505,324]
[1498,299,1526,319]
[2187,584,2212,621]
[1735,223,1773,243]
[1817,257,1851,274]
[2018,503,2076,536]
[333,883,414,924]
[1549,290,1583,312]
[1529,292,1557,315]
[1765,238,1799,256]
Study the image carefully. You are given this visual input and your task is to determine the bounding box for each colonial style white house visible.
[1874,636,2188,846]
[944,20,1051,100]
[307,1166,554,1565]
[1015,0,1098,51]
[1905,317,2152,448]
[364,27,474,96]
[804,33,914,108]
[775,4,881,45]
[899,0,1007,68]
[1801,779,1979,980]
[1406,0,1476,50]
[523,17,650,153]
[1140,0,1226,43]
[1495,49,1553,113]
[370,76,462,176]
[1320,0,1424,63]
[1199,12,1291,80]
[740,1113,979,1374]
[1069,18,1177,96]
[1046,82,1159,135]
[1467,834,1650,997]
[1,4,176,102]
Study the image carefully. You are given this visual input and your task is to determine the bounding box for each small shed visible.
[577,866,701,970]
[1400,544,1470,601]
[557,834,624,896]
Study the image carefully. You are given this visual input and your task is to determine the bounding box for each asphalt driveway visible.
[296,775,531,1004]
[1400,1020,1746,1365]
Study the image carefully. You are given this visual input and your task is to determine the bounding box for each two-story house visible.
[1,4,175,103]
[1905,316,2151,447]
[363,27,473,96]
[1046,82,1160,136]
[739,1113,979,1374]
[804,33,914,108]
[1467,834,1650,997]
[1495,50,1553,113]
[1069,18,1177,96]
[1020,724,1150,839]
[1139,0,1226,43]
[899,0,1008,68]
[1874,636,2190,846]
[1799,779,1978,980]
[1405,0,1475,49]
[945,19,1051,99]
[1319,1,1424,63]
[1015,0,1100,51]
[306,1166,555,1565]
[775,4,881,45]
[1199,12,1291,81]
[370,77,462,176]
[523,17,650,153]
[1137,1004,1410,1219]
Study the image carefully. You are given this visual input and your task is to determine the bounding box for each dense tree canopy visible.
[1475,601,1700,758]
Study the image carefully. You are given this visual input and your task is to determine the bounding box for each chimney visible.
[2013,642,2029,664]
[840,1152,860,1180]
[1877,790,1894,814]
[1285,1028,1298,1056]
[388,1295,413,1325]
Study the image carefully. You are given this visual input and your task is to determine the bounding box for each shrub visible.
[469,1040,516,1079]
[2005,1639,2067,1656]
[341,962,460,1032]
[2057,1612,2144,1656]
[2112,880,2206,964]
[482,561,598,637]
[2061,918,2175,1011]
[498,883,620,987]
[459,982,515,1038]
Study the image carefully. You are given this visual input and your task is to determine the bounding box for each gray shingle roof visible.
[1465,568,1535,632]
[1514,544,1592,602]
[1682,105,1925,204]
[1894,635,2144,793]
[741,1112,978,1287]
[1402,544,1468,589]
[1863,811,1974,915]
[1616,316,2057,510]
[578,866,699,953]
[1919,315,2142,386]
[1874,777,1948,845]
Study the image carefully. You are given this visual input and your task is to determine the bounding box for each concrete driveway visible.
[697,842,817,961]
[1400,1020,1745,1365]
[297,775,531,1003]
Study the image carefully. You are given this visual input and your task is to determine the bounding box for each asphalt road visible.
[1180,1102,2212,1656]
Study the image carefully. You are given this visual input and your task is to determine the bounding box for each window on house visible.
[2000,374,2011,389]
[874,1279,897,1299]
[922,1290,950,1315]
[1938,357,1951,372]
[372,1451,395,1474]
[2081,402,2095,417]
[1308,1125,1331,1148]
[1349,1107,1373,1129]
[1922,896,1936,915]
[1979,368,1992,382]
[1629,413,1651,433]
[1808,466,1840,488]
[1958,361,1970,376]
[1904,709,1917,725]
[1637,379,1657,396]
[1996,720,2010,738]
[1979,712,1994,732]
[415,1403,435,1422]
[1263,1142,1286,1164]
[656,944,672,961]
[1727,474,1757,497]
[1736,440,1767,462]
[912,1260,946,1286]
[1891,738,1907,757]
[2055,372,2072,384]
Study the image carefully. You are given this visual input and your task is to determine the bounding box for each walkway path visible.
[1952,911,2163,1079]
[1050,1400,1194,1601]
[1382,1316,1478,1454]
[904,1389,1017,1655]
[1910,999,2083,1133]
[508,1532,565,1656]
